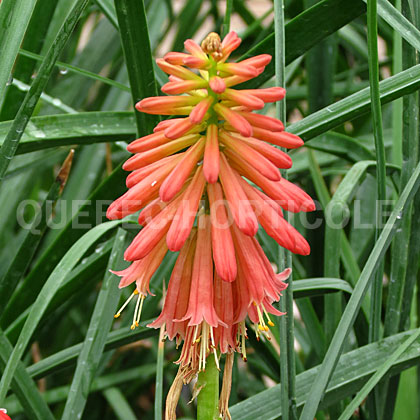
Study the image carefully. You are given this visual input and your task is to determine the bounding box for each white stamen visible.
[136,294,145,326]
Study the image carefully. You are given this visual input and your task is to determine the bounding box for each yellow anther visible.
[264,326,269,332]
[113,288,146,332]
[258,324,265,331]
[263,305,275,328]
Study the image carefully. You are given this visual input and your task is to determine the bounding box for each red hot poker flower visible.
[107,31,315,416]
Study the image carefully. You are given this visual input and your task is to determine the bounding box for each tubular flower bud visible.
[107,31,314,416]
[0,410,11,420]
[203,124,220,183]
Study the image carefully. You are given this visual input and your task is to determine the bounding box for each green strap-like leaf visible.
[0,111,135,154]
[18,48,130,92]
[293,278,353,298]
[306,133,375,163]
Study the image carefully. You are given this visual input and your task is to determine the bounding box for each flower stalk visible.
[196,355,220,420]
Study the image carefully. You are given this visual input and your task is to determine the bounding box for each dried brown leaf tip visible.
[57,149,75,193]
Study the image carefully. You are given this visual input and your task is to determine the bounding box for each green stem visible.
[391,0,403,167]
[367,0,387,343]
[274,0,297,419]
[154,328,165,420]
[366,0,387,415]
[381,1,420,415]
[196,356,219,420]
[222,0,233,37]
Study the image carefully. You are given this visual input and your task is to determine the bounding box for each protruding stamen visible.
[136,294,146,326]
[254,323,261,341]
[254,303,272,338]
[209,326,220,370]
[200,322,208,372]
[209,325,216,347]
[114,289,139,319]
[193,324,200,343]
[238,321,247,361]
[131,293,145,330]
[255,303,267,332]
[213,347,220,371]
[131,293,141,329]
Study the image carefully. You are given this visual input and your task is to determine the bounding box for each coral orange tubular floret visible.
[107,31,314,384]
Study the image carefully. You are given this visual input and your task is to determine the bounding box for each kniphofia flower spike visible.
[107,31,314,419]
